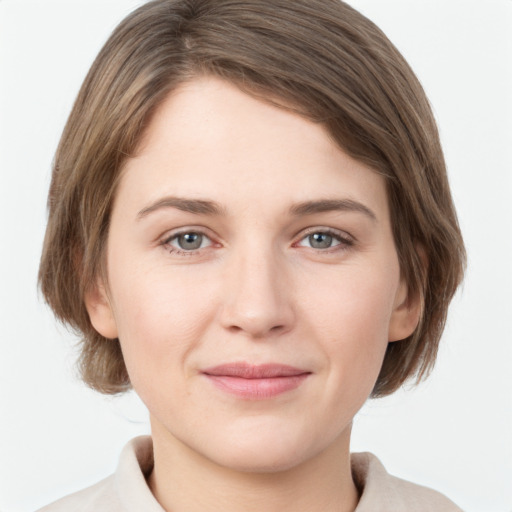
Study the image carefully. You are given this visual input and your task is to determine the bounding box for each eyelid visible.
[157,225,355,255]
[293,227,355,249]
[159,226,219,254]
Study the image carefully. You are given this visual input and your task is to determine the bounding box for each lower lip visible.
[204,374,309,400]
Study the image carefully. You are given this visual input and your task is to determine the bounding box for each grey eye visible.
[177,232,204,250]
[308,233,334,249]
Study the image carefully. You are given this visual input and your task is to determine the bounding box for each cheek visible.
[107,262,217,386]
[302,263,399,378]
[306,262,398,337]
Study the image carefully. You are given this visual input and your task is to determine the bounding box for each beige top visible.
[38,436,462,511]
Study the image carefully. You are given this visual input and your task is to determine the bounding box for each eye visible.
[164,231,212,252]
[296,229,353,250]
[305,232,338,249]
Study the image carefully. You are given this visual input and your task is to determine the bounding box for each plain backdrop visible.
[0,1,511,511]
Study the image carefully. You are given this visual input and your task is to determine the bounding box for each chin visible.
[198,422,328,474]
[213,444,310,474]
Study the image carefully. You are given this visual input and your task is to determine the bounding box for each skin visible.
[86,76,420,512]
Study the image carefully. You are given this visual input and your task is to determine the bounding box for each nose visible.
[219,246,295,339]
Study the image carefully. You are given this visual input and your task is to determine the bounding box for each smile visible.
[202,363,311,400]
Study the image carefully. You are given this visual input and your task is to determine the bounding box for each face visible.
[87,76,418,473]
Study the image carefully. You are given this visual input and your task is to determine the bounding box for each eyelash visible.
[161,229,215,256]
[160,227,354,256]
[294,228,354,253]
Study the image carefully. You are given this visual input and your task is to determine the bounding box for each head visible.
[39,0,465,401]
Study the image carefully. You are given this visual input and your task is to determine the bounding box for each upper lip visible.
[202,363,310,379]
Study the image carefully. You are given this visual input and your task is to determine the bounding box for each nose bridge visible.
[220,238,294,338]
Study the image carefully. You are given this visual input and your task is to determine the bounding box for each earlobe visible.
[84,280,118,339]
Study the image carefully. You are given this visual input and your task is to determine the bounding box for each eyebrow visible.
[289,199,377,222]
[137,197,225,219]
[136,196,377,222]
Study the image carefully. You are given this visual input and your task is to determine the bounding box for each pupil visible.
[309,233,332,249]
[179,233,202,250]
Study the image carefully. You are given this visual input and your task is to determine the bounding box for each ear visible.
[388,278,423,342]
[84,279,118,339]
[388,246,427,342]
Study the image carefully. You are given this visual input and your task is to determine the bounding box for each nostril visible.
[224,322,289,339]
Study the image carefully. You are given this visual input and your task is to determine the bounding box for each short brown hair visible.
[39,0,465,397]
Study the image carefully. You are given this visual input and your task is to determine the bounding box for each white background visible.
[0,1,511,511]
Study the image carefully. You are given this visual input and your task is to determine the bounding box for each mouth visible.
[201,363,311,400]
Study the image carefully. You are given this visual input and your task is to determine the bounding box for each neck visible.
[148,420,359,512]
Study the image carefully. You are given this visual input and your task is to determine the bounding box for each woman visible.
[37,0,465,510]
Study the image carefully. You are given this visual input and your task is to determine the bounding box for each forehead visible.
[118,76,389,222]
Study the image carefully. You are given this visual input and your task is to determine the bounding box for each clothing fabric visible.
[38,436,462,511]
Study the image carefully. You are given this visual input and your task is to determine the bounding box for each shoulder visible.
[351,452,463,512]
[36,475,118,512]
[36,436,163,512]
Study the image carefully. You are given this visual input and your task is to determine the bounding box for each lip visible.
[202,363,311,400]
